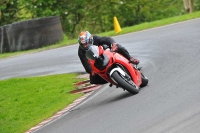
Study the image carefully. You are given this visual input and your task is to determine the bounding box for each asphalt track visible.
[1,18,200,133]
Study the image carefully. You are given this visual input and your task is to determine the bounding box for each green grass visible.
[0,73,85,133]
[98,11,200,36]
[0,11,200,59]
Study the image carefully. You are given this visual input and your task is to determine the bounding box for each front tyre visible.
[111,71,139,94]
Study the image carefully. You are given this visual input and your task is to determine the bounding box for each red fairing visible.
[87,46,142,87]
[98,46,104,55]
[112,52,142,86]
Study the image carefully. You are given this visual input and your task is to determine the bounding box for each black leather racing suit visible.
[78,35,132,84]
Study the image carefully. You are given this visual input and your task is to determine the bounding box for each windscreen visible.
[85,45,99,60]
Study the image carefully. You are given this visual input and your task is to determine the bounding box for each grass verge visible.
[0,11,200,59]
[0,73,86,133]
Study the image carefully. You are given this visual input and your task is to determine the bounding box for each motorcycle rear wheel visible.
[111,71,139,94]
[140,73,148,87]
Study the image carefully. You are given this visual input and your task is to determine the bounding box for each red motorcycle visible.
[86,45,148,94]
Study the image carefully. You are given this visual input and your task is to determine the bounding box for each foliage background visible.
[0,0,200,38]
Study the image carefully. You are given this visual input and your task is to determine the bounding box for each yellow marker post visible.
[114,16,122,33]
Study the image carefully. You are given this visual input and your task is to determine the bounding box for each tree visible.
[1,0,199,38]
[0,0,9,5]
[183,0,194,13]
[18,0,86,38]
[0,0,19,26]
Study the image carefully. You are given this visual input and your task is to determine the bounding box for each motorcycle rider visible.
[78,31,140,84]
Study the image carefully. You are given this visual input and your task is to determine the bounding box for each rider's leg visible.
[115,44,139,65]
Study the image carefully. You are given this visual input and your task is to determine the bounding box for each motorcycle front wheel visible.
[111,71,139,94]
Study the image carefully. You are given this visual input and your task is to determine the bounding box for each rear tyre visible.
[140,73,148,87]
[111,71,139,94]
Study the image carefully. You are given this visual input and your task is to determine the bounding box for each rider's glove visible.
[130,57,140,65]
[102,44,109,50]
[111,43,118,52]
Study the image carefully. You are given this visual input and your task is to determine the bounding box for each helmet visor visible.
[81,42,92,49]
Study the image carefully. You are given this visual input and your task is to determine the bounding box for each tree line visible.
[0,0,199,38]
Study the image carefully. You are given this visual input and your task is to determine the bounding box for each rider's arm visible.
[78,46,92,74]
[93,35,116,48]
